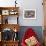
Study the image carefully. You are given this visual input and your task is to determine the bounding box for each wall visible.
[0,0,44,26]
[0,0,44,44]
[19,0,44,26]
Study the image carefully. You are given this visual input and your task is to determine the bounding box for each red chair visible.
[21,28,41,46]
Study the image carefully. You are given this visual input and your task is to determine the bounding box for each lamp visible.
[14,28,17,32]
[15,0,17,7]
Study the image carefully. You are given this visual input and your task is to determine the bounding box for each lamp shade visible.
[13,28,17,32]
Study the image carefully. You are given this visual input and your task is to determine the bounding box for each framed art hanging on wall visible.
[23,9,36,19]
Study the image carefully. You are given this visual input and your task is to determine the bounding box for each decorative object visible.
[10,11,15,15]
[13,28,18,41]
[2,16,8,24]
[9,10,18,15]
[2,10,9,15]
[13,32,18,41]
[2,28,13,41]
[5,18,8,24]
[23,9,36,19]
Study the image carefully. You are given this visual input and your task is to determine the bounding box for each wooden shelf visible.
[0,7,19,10]
[2,40,19,42]
[0,7,19,24]
[0,24,20,32]
[1,40,19,46]
[0,7,20,46]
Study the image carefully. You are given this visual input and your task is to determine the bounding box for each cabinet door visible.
[0,32,1,41]
[43,0,46,46]
[43,0,46,26]
[0,15,1,24]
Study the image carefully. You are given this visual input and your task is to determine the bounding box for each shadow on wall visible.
[18,26,43,44]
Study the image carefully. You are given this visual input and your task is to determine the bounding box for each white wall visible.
[19,0,44,26]
[0,0,44,26]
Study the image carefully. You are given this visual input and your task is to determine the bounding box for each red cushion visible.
[21,28,41,46]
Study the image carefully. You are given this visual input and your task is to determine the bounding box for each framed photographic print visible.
[2,10,9,15]
[23,9,36,19]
